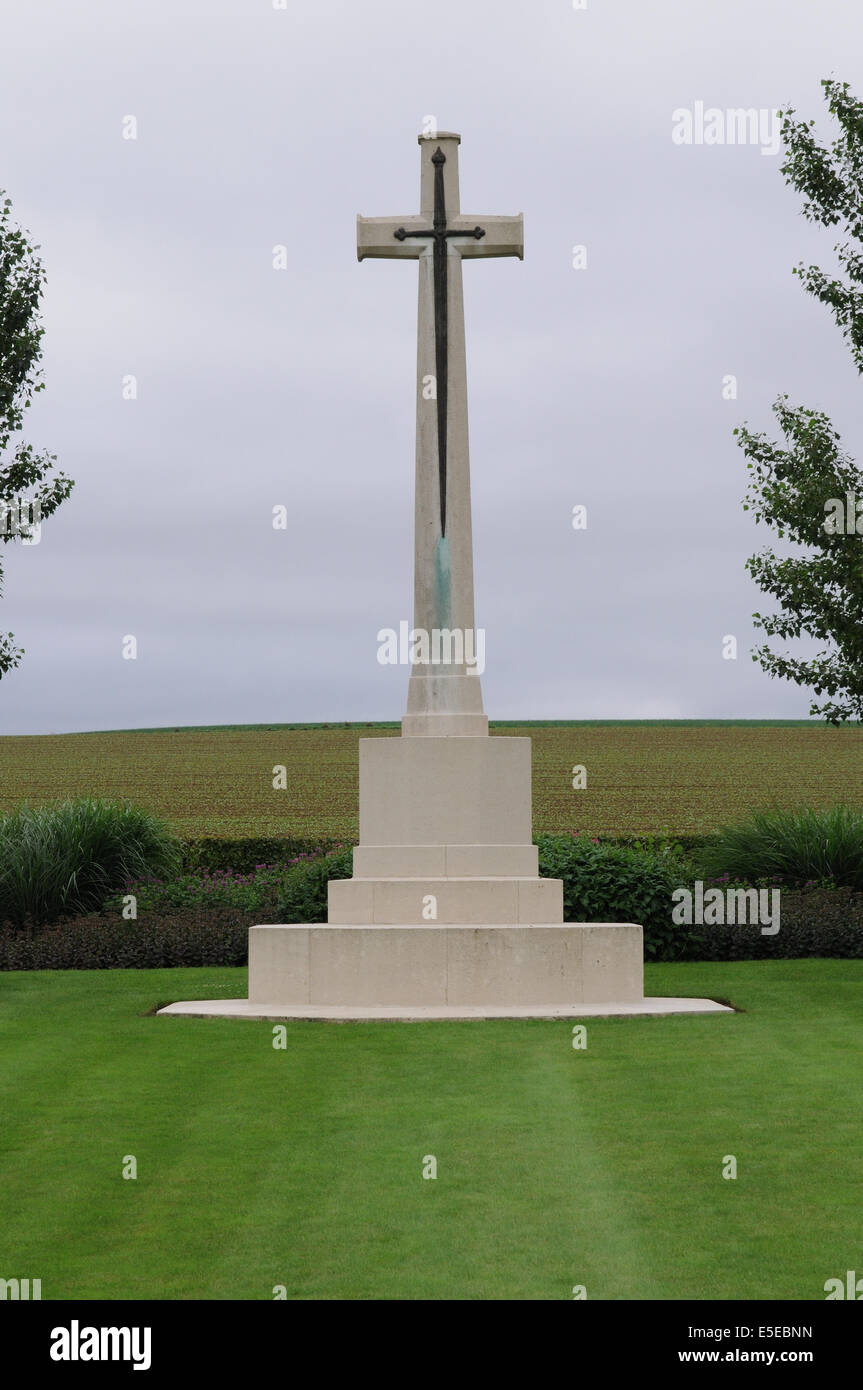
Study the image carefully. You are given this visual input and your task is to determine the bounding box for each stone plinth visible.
[158,920,733,1021]
[328,877,562,924]
[247,923,643,1008]
[358,735,532,847]
[331,735,563,924]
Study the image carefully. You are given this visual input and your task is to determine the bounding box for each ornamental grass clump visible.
[697,805,863,889]
[0,798,181,927]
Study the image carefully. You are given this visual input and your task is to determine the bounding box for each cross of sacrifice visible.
[357,133,523,738]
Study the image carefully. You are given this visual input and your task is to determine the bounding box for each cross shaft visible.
[356,133,522,737]
[391,149,484,535]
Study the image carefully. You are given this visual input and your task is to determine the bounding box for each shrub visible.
[273,847,353,922]
[4,885,863,971]
[107,849,341,917]
[0,798,181,927]
[5,837,863,970]
[0,847,356,970]
[682,886,863,960]
[697,805,863,889]
[535,833,695,960]
[0,906,254,970]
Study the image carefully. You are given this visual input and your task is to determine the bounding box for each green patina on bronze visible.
[435,536,452,627]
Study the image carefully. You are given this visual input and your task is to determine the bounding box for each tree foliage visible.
[0,190,73,678]
[736,80,863,722]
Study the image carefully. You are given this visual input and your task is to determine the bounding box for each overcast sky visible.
[0,0,861,735]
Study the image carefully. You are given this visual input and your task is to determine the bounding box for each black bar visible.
[3,1298,858,1373]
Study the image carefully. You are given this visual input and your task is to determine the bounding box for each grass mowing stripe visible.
[1,962,862,1299]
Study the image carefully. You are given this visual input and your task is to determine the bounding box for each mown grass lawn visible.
[1,960,861,1300]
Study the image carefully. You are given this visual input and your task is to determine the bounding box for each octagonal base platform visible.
[156,922,734,1022]
[158,997,734,1021]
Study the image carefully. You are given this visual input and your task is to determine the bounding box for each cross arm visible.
[454,213,523,259]
[357,215,429,261]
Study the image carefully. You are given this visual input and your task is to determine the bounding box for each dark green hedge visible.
[181,836,346,874]
[178,833,716,875]
[0,907,255,971]
[6,831,863,970]
[4,887,862,971]
[681,887,863,960]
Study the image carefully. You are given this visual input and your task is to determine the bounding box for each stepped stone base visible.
[245,922,642,1007]
[157,734,733,1025]
[328,877,562,924]
[341,735,563,924]
[157,918,733,1024]
[351,844,539,878]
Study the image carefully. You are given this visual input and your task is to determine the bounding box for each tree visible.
[735,79,863,723]
[0,190,73,678]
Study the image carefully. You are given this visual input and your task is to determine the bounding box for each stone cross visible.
[163,130,704,1025]
[357,133,523,737]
